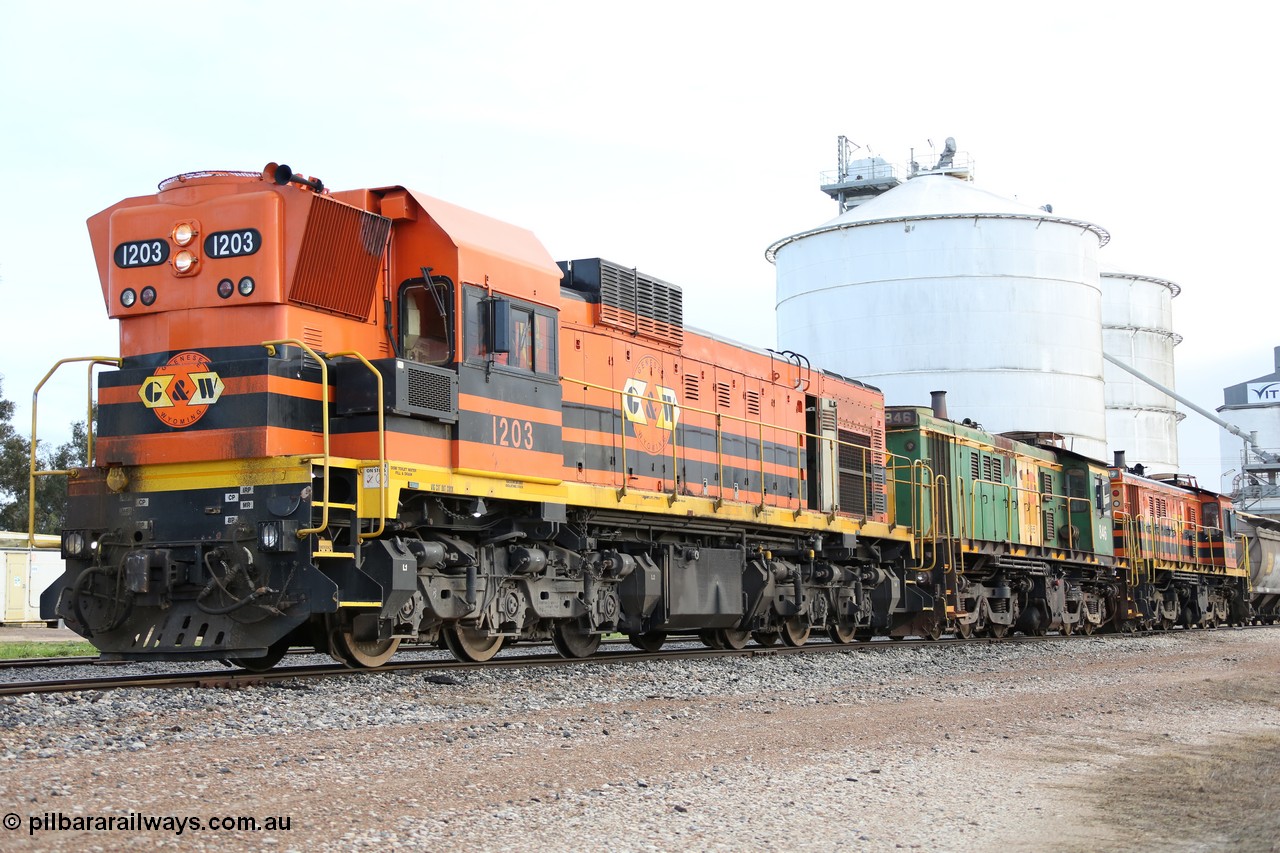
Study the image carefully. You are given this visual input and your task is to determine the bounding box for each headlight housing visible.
[258,520,298,552]
[62,530,88,558]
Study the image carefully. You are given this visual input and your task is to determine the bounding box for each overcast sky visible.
[0,1,1273,490]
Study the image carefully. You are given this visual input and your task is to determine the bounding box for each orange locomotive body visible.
[42,164,912,667]
[1109,465,1246,628]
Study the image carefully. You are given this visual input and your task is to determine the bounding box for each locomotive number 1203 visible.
[203,228,261,258]
[492,415,535,449]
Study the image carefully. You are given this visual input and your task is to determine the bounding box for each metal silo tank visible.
[770,175,1110,461]
[1100,264,1182,473]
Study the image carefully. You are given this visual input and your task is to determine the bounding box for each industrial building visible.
[1218,347,1280,516]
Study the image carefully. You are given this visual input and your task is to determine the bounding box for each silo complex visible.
[770,174,1111,461]
[1100,265,1182,472]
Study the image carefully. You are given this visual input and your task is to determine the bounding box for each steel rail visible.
[1,629,1229,698]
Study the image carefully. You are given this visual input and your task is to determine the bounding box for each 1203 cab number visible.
[204,228,261,259]
[113,239,170,268]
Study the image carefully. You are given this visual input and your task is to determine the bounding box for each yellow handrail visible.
[967,476,1015,544]
[565,375,893,523]
[263,339,331,538]
[327,350,386,541]
[27,356,120,546]
[1237,533,1252,599]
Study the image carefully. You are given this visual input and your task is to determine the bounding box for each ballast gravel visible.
[1,630,1278,851]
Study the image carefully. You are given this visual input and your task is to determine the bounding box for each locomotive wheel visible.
[442,624,504,663]
[333,629,400,669]
[552,619,601,659]
[227,637,291,672]
[956,620,973,639]
[751,631,779,647]
[699,630,726,650]
[828,623,856,644]
[718,628,752,650]
[780,617,811,647]
[924,616,944,641]
[628,632,666,652]
[989,621,1009,639]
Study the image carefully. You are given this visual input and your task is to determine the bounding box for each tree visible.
[0,376,89,534]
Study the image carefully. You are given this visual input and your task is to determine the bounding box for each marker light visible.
[173,223,195,246]
[217,279,234,299]
[140,286,157,306]
[174,250,196,273]
[120,288,137,307]
[238,276,255,296]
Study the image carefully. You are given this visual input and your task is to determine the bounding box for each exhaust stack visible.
[930,390,949,421]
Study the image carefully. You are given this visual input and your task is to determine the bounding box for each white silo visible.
[769,173,1111,461]
[1100,264,1183,473]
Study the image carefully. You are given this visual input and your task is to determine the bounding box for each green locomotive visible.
[886,394,1115,637]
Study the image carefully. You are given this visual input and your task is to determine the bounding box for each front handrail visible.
[1237,533,1252,599]
[27,356,120,546]
[327,350,386,540]
[263,339,331,538]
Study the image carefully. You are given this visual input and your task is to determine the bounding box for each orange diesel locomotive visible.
[39,164,916,668]
[1109,461,1245,630]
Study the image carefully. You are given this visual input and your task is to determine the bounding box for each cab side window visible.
[535,313,557,374]
[510,307,534,371]
[464,285,558,377]
[399,278,453,365]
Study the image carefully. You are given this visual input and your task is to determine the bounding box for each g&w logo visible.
[138,351,225,428]
[623,355,681,454]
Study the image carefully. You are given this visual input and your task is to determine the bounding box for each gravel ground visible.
[1,629,1278,851]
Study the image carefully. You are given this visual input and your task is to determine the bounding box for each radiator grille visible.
[406,364,455,413]
[289,195,391,320]
[597,262,684,346]
[838,430,872,516]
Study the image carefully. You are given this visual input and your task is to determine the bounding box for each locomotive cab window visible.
[399,277,454,365]
[464,286,557,376]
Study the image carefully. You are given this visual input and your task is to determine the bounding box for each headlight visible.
[140,286,157,306]
[120,288,137,308]
[258,520,297,552]
[238,276,255,296]
[173,223,195,246]
[173,250,196,273]
[63,531,87,558]
[217,278,234,299]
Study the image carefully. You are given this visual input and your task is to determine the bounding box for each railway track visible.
[5,624,1268,698]
[0,633,1079,697]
